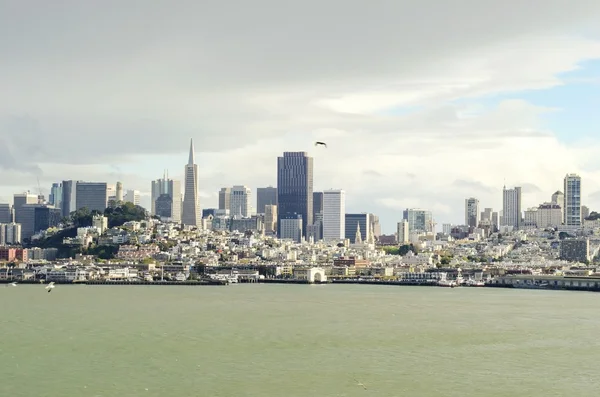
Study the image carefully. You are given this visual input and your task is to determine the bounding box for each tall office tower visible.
[345,213,372,244]
[264,204,277,235]
[564,174,582,226]
[313,192,323,220]
[124,190,140,206]
[0,222,21,245]
[49,183,62,209]
[115,181,124,202]
[397,219,409,244]
[322,189,345,241]
[13,192,38,226]
[230,185,252,218]
[182,139,201,227]
[403,208,433,233]
[256,187,277,214]
[442,223,452,235]
[480,208,493,222]
[465,197,480,228]
[0,203,12,223]
[76,182,108,213]
[492,212,499,231]
[151,172,182,222]
[502,186,522,228]
[369,214,381,240]
[218,188,231,211]
[280,214,303,243]
[551,190,565,224]
[16,204,61,240]
[582,205,590,220]
[277,152,313,238]
[61,180,78,217]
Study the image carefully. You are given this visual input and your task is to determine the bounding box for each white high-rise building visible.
[151,172,182,222]
[397,219,409,244]
[502,186,522,228]
[465,197,480,228]
[230,185,252,218]
[564,174,581,226]
[264,204,277,235]
[124,190,140,206]
[322,189,345,241]
[182,138,201,227]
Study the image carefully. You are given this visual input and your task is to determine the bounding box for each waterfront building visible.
[277,152,313,238]
[182,139,201,227]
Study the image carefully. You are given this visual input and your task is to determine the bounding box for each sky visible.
[1,0,600,233]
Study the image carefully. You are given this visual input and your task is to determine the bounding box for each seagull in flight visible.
[6,282,17,287]
[354,378,367,390]
[45,282,55,293]
[314,141,327,148]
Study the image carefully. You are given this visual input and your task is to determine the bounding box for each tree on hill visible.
[104,202,147,228]
[585,211,600,221]
[399,244,418,256]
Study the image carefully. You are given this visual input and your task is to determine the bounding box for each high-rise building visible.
[480,208,493,222]
[0,203,12,223]
[264,204,277,235]
[61,180,78,217]
[322,189,345,241]
[465,198,480,228]
[277,152,313,238]
[256,187,277,214]
[313,192,323,221]
[0,223,21,245]
[403,208,433,233]
[551,190,564,224]
[151,173,182,222]
[502,186,522,228]
[397,219,409,244]
[13,193,38,226]
[563,174,581,227]
[182,139,201,227]
[230,185,252,218]
[76,182,108,213]
[124,190,140,206]
[49,183,62,209]
[218,188,231,211]
[280,214,303,243]
[15,204,61,240]
[582,205,590,220]
[345,213,372,244]
[491,212,499,232]
[369,214,381,240]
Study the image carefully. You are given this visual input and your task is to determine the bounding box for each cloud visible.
[1,1,600,230]
[452,180,495,194]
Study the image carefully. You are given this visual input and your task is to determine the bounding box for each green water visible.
[2,284,599,396]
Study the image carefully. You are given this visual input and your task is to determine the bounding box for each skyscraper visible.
[229,185,252,217]
[345,213,372,243]
[49,183,62,209]
[61,180,78,217]
[551,190,564,224]
[182,139,201,227]
[322,189,345,241]
[312,192,323,221]
[256,187,277,214]
[151,172,182,222]
[76,182,108,213]
[465,197,480,228]
[502,186,522,228]
[403,208,433,233]
[564,174,581,226]
[218,187,231,211]
[277,152,313,238]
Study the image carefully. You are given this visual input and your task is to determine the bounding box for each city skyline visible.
[2,2,600,233]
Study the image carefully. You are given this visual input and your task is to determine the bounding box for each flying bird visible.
[314,141,327,148]
[354,379,367,390]
[45,282,55,293]
[6,282,17,287]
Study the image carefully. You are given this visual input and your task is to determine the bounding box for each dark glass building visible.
[277,152,313,238]
[256,187,277,214]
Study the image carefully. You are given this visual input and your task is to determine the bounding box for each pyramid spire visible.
[188,138,195,165]
[355,222,362,244]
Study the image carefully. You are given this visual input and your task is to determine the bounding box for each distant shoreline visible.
[3,279,600,292]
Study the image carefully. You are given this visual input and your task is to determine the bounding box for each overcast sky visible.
[1,0,600,232]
